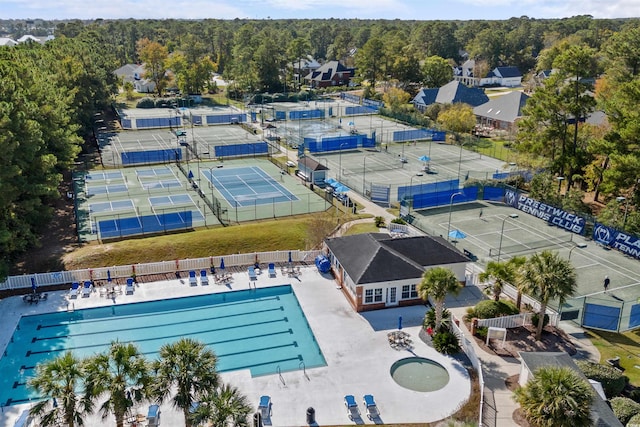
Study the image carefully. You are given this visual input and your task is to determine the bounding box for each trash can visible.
[306,407,315,424]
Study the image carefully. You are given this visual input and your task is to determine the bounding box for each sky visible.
[3,0,640,21]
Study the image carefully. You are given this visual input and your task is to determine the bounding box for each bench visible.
[607,356,624,372]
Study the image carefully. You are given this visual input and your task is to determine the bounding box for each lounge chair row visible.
[69,278,135,299]
[345,394,379,421]
[188,270,213,286]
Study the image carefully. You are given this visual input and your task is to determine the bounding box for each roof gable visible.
[494,66,522,78]
[435,81,489,107]
[473,91,529,123]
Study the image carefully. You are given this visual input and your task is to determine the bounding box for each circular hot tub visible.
[390,357,450,392]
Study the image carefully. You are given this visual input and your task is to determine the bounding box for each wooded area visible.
[1,16,640,278]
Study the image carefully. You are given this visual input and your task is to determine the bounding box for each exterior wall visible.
[501,77,522,87]
[519,364,530,386]
[311,170,326,186]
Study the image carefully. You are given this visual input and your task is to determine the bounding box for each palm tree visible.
[418,267,461,330]
[190,383,252,427]
[84,341,151,427]
[514,366,594,427]
[479,256,525,301]
[152,338,220,427]
[28,351,92,427]
[517,250,577,340]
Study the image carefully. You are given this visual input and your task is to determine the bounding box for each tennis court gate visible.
[562,294,640,332]
[175,161,229,226]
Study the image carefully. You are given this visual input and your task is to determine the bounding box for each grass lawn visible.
[586,328,640,386]
[344,222,380,236]
[63,213,341,270]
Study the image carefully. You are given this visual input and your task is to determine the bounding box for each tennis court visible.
[412,200,640,330]
[203,166,298,207]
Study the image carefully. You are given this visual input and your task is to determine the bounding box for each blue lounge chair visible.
[69,282,80,299]
[125,278,135,295]
[258,395,271,419]
[189,270,198,286]
[200,270,209,286]
[363,394,379,420]
[268,263,276,278]
[248,266,257,281]
[81,281,92,297]
[344,395,360,420]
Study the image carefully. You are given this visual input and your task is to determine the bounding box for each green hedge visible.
[577,360,628,398]
[611,397,640,425]
[466,299,519,320]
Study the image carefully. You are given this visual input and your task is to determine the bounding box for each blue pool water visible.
[0,285,326,406]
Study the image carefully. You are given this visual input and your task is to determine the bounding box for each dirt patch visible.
[471,323,577,358]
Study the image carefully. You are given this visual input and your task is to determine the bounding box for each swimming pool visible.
[0,285,326,406]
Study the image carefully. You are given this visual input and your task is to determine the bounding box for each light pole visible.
[497,213,519,262]
[568,242,587,260]
[616,196,630,229]
[338,142,348,184]
[362,154,374,196]
[446,192,463,241]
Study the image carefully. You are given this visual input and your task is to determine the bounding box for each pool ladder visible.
[277,365,286,386]
[300,361,309,381]
[67,302,75,312]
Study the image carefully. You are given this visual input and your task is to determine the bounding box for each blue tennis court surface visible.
[98,209,203,238]
[139,178,182,190]
[204,166,298,207]
[86,183,128,196]
[86,171,124,181]
[149,194,194,207]
[89,200,135,213]
[136,166,174,178]
[0,285,325,406]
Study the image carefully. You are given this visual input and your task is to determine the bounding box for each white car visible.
[286,161,296,167]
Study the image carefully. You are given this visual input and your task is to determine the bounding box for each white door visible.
[386,287,398,307]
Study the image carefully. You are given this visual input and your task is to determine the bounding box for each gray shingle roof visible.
[413,81,489,108]
[325,233,468,285]
[473,91,529,123]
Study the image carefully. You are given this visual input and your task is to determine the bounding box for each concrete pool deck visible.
[0,266,475,427]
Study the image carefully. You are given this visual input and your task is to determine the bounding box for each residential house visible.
[0,37,18,47]
[473,91,529,134]
[480,66,523,87]
[17,34,54,44]
[289,55,321,88]
[324,233,469,312]
[113,63,156,93]
[453,59,477,86]
[296,157,328,187]
[412,81,489,112]
[518,352,623,427]
[304,60,354,88]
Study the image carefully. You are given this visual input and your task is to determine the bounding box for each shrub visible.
[611,397,640,425]
[424,308,450,331]
[475,326,488,339]
[469,299,519,320]
[374,216,386,227]
[531,312,549,328]
[629,388,640,403]
[391,217,406,225]
[432,331,460,355]
[155,98,172,108]
[136,97,155,108]
[628,412,640,427]
[577,360,628,398]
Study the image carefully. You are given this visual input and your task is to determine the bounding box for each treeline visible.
[0,32,118,278]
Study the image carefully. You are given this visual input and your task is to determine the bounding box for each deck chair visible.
[189,270,198,286]
[363,394,379,420]
[258,395,271,419]
[199,270,209,286]
[81,281,92,297]
[248,266,257,281]
[125,278,135,295]
[69,282,80,299]
[344,395,360,420]
[268,263,276,278]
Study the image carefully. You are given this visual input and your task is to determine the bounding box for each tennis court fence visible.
[0,250,323,291]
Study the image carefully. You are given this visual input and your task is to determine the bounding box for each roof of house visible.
[473,91,529,124]
[413,81,489,108]
[306,60,352,83]
[325,233,468,285]
[0,37,18,46]
[299,157,329,171]
[519,352,623,427]
[493,66,522,78]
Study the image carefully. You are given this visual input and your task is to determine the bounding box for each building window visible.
[374,288,383,302]
[402,284,418,299]
[364,289,373,303]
